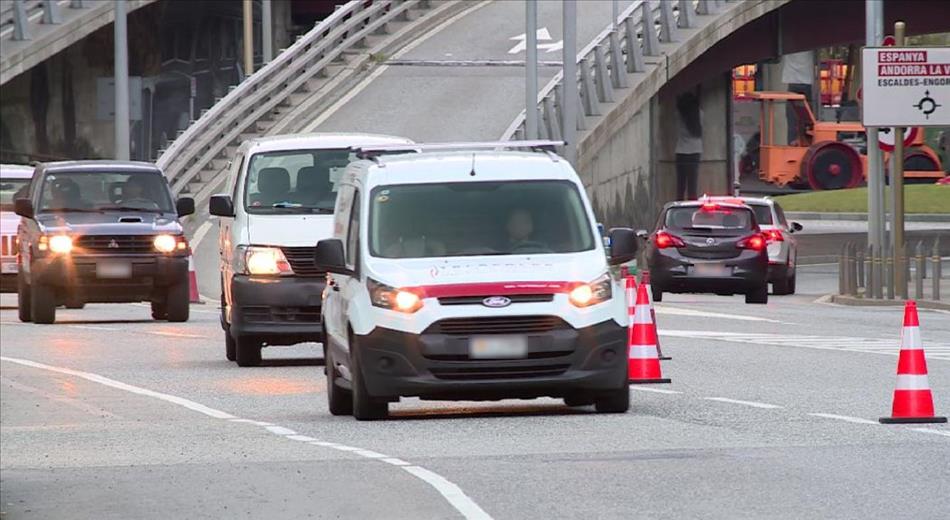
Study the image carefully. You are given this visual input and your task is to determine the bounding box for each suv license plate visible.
[469,335,528,359]
[96,260,132,279]
[692,263,730,277]
[1,262,17,274]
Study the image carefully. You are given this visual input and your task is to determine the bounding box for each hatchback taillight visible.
[655,231,686,249]
[763,229,784,243]
[737,234,766,251]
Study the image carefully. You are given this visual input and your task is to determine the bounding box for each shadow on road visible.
[259,357,325,367]
[387,403,589,421]
[53,319,154,325]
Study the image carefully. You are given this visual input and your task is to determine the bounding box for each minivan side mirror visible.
[608,227,638,265]
[14,198,34,219]
[209,194,234,217]
[790,221,803,232]
[176,197,195,217]
[314,239,352,275]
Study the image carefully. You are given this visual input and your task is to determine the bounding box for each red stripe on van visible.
[409,281,578,298]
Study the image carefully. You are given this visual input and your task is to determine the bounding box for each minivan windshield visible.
[38,171,175,213]
[245,149,354,214]
[370,180,595,258]
[1,178,30,212]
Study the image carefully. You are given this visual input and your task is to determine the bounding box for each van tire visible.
[594,383,630,413]
[225,329,237,362]
[235,336,262,367]
[17,274,32,322]
[745,284,769,304]
[326,347,353,416]
[350,336,388,420]
[31,281,56,324]
[165,280,190,322]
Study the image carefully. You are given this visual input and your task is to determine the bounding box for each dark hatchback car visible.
[643,200,769,304]
[14,161,195,324]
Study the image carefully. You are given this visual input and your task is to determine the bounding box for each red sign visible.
[878,126,918,152]
[882,35,896,47]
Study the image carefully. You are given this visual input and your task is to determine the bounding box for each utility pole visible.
[562,0,577,164]
[892,21,907,298]
[113,0,129,160]
[525,0,538,139]
[262,0,273,64]
[243,0,254,77]
[865,0,885,258]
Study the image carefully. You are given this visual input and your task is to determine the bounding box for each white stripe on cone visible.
[633,304,652,324]
[629,345,659,359]
[895,374,931,390]
[188,254,200,303]
[900,327,922,350]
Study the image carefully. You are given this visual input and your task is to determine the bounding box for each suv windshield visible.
[666,206,755,231]
[370,180,595,258]
[1,178,30,212]
[245,149,354,214]
[38,171,174,213]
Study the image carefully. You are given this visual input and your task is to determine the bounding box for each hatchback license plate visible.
[469,335,528,359]
[692,263,730,277]
[96,260,132,279]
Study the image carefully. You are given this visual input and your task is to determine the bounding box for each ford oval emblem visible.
[482,296,511,308]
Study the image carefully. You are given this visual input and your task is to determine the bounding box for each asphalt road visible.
[3,265,949,519]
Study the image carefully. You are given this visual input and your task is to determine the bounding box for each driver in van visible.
[506,209,543,252]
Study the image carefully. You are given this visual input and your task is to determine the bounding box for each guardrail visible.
[156,0,430,195]
[839,240,945,301]
[501,0,729,143]
[2,1,71,41]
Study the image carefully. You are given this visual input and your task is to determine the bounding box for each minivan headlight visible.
[367,278,423,313]
[569,273,612,308]
[236,246,293,275]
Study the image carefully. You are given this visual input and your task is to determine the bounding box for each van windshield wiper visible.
[100,206,165,213]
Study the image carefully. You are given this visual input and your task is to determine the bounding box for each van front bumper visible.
[352,319,628,400]
[230,275,325,346]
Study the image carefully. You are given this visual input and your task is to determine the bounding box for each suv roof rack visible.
[352,140,565,160]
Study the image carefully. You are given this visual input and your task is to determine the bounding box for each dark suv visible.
[14,161,195,324]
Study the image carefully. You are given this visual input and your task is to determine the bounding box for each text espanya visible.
[878,50,928,63]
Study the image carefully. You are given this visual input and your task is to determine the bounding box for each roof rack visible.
[352,140,565,160]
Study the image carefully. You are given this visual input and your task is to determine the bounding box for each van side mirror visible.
[176,197,195,217]
[314,239,351,275]
[635,229,649,239]
[209,194,234,217]
[14,198,34,219]
[608,227,638,265]
[790,221,803,232]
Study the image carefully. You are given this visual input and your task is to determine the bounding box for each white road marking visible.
[911,428,950,438]
[808,413,879,425]
[69,325,121,331]
[703,397,783,409]
[0,355,493,520]
[655,306,788,324]
[286,434,318,442]
[630,387,682,395]
[302,0,492,132]
[381,457,412,466]
[191,221,214,249]
[659,330,950,361]
[146,331,208,339]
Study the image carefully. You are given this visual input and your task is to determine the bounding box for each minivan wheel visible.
[594,383,630,413]
[326,347,353,416]
[30,281,57,324]
[17,274,32,322]
[350,336,388,420]
[235,336,262,367]
[165,280,190,322]
[745,284,769,304]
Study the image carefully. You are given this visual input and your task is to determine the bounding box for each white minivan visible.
[313,142,640,420]
[210,133,413,366]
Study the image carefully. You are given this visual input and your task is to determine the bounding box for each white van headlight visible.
[569,273,612,308]
[368,278,423,313]
[236,246,293,275]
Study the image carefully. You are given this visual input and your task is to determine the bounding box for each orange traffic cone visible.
[880,301,946,424]
[640,271,670,360]
[625,275,637,317]
[628,282,671,384]
[188,252,201,304]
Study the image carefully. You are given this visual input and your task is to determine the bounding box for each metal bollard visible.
[838,244,847,295]
[933,240,942,301]
[915,241,925,300]
[857,245,865,289]
[871,245,882,299]
[900,243,910,300]
[885,244,894,300]
[848,243,858,296]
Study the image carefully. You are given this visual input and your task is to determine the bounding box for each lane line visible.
[191,221,214,249]
[302,0,492,132]
[0,355,492,519]
[654,306,788,324]
[911,428,950,438]
[703,397,783,409]
[69,325,121,332]
[808,413,879,425]
[629,387,682,395]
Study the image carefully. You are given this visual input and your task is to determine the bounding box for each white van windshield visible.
[245,149,354,214]
[369,180,595,258]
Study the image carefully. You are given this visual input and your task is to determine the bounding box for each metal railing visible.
[156,0,430,195]
[838,240,945,302]
[1,0,72,41]
[501,0,730,144]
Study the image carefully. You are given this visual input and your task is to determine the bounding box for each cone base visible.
[879,416,947,424]
[630,378,672,384]
[658,356,672,361]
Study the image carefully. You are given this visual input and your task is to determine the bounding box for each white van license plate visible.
[96,260,132,279]
[469,335,528,359]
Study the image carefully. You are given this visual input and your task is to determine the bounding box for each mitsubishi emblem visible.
[108,239,119,249]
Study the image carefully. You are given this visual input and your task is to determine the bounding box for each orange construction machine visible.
[740,91,944,190]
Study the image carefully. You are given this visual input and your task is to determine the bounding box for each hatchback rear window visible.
[666,206,754,230]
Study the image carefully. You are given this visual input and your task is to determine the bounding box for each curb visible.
[786,212,950,223]
[828,294,950,311]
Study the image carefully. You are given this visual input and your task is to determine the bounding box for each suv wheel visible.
[150,301,167,320]
[745,284,769,304]
[17,274,32,322]
[326,347,353,416]
[164,280,190,322]
[235,336,262,367]
[772,263,795,295]
[30,281,57,324]
[594,383,630,413]
[350,335,388,420]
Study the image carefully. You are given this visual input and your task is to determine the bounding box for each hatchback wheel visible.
[594,383,630,413]
[651,285,663,303]
[745,284,769,304]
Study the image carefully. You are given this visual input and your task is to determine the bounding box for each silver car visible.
[708,196,802,295]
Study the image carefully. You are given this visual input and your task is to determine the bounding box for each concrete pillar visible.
[763,61,788,145]
[271,0,293,56]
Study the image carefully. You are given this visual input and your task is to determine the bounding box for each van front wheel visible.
[350,336,388,420]
[235,336,262,367]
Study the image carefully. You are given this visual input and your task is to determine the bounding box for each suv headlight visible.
[235,246,293,275]
[39,235,73,254]
[367,278,423,313]
[568,273,612,308]
[154,234,187,253]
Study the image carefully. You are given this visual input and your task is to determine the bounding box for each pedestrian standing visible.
[675,91,703,200]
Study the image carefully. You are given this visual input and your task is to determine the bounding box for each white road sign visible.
[861,46,950,127]
[507,28,563,54]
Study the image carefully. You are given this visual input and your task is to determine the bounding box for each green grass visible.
[772,185,950,214]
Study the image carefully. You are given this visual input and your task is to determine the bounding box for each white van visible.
[210,133,413,366]
[313,142,640,420]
